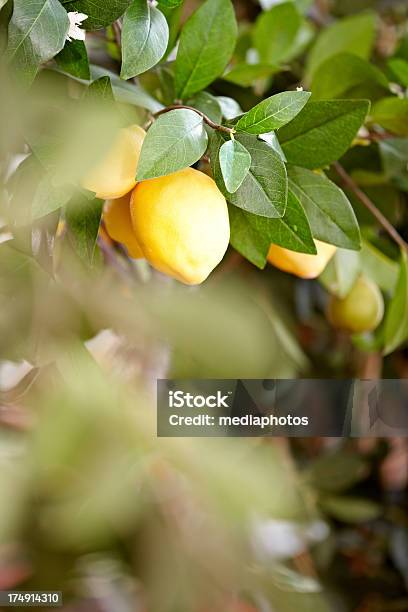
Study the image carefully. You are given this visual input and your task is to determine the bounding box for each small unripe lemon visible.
[82,125,145,199]
[267,240,336,279]
[130,168,230,285]
[104,194,143,259]
[328,276,384,333]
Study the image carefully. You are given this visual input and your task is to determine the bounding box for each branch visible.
[112,20,122,50]
[333,162,408,252]
[153,105,235,136]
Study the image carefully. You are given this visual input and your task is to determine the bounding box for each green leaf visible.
[60,0,132,30]
[6,0,69,86]
[388,57,408,88]
[384,251,408,355]
[85,76,115,102]
[229,190,316,269]
[312,53,389,101]
[288,166,361,250]
[90,65,164,113]
[219,139,251,193]
[65,195,103,266]
[278,100,370,169]
[211,133,288,218]
[260,131,287,162]
[320,248,361,298]
[223,63,280,87]
[32,175,72,220]
[371,97,408,136]
[187,91,222,124]
[217,96,243,120]
[320,495,381,524]
[253,2,302,65]
[305,12,376,83]
[379,138,408,180]
[236,90,311,135]
[120,0,169,79]
[174,0,237,100]
[55,40,90,80]
[137,109,208,180]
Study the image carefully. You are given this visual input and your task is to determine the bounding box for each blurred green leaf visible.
[384,250,408,355]
[219,139,251,194]
[229,190,316,269]
[120,0,169,79]
[388,58,408,88]
[137,109,208,180]
[6,0,69,86]
[158,0,183,7]
[65,194,103,266]
[223,63,280,87]
[320,248,361,298]
[371,97,408,136]
[305,449,368,493]
[278,100,370,169]
[253,2,302,64]
[174,0,237,99]
[305,11,376,83]
[60,0,132,30]
[320,495,381,523]
[312,53,389,101]
[288,166,361,249]
[55,40,90,80]
[211,132,288,218]
[360,240,399,293]
[236,90,311,135]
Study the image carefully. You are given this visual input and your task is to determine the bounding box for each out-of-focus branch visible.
[334,162,408,252]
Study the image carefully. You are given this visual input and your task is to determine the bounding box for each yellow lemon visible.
[82,125,145,200]
[130,168,230,285]
[104,193,144,259]
[328,276,384,333]
[267,240,336,279]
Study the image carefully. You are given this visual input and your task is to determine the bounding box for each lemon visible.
[328,276,384,333]
[267,240,336,279]
[82,125,145,200]
[104,193,143,259]
[130,168,230,285]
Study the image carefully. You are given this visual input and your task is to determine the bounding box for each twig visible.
[153,105,235,136]
[112,20,122,49]
[333,162,408,252]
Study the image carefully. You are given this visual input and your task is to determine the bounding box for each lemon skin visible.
[130,168,230,285]
[104,193,144,259]
[267,240,336,279]
[328,276,384,333]
[82,125,145,200]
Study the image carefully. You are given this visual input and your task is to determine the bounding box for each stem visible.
[112,20,122,49]
[153,105,235,136]
[333,162,408,252]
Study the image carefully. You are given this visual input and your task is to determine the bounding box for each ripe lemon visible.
[328,276,384,333]
[267,240,336,279]
[82,125,145,200]
[130,168,230,285]
[104,193,143,259]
